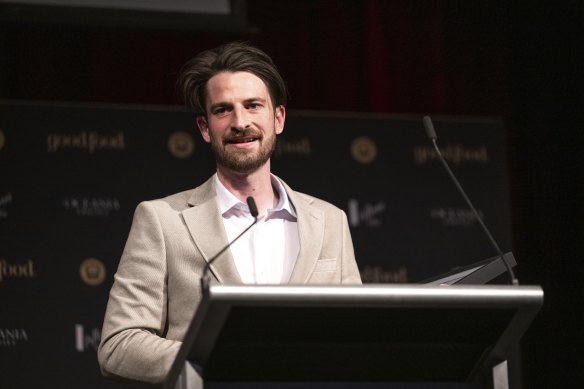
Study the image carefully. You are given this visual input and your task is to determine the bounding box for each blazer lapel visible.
[180,177,242,284]
[284,182,325,284]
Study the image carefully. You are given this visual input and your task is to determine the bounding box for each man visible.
[98,42,361,384]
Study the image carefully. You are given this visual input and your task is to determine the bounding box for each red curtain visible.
[2,1,462,115]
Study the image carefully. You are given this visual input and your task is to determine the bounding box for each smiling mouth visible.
[226,136,259,145]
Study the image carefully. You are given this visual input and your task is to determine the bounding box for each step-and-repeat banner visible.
[0,102,512,388]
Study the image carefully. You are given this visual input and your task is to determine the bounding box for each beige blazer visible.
[98,176,361,384]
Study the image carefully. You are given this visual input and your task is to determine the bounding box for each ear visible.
[196,116,211,143]
[274,105,286,135]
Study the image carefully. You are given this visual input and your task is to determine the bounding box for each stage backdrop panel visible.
[0,101,512,388]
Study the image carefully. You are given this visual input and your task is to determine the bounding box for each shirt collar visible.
[214,173,297,219]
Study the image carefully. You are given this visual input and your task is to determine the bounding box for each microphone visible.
[422,115,518,285]
[200,196,259,291]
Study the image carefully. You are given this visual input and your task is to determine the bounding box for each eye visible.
[247,102,262,110]
[213,107,229,116]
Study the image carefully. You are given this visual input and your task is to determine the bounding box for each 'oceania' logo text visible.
[47,131,126,153]
[0,328,29,347]
[63,197,120,217]
[347,199,386,227]
[431,207,484,227]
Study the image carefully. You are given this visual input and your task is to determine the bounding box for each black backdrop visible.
[0,1,583,387]
[0,101,513,389]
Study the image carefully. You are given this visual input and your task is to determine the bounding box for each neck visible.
[216,163,278,218]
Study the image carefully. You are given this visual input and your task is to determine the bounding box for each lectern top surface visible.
[206,284,543,308]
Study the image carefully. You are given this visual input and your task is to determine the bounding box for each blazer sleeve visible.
[340,210,362,284]
[98,201,181,384]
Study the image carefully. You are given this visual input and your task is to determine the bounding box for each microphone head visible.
[423,115,438,140]
[246,196,259,218]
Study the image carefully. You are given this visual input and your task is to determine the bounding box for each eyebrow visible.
[209,97,267,111]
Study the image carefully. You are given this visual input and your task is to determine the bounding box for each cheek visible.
[201,119,226,142]
[206,129,221,143]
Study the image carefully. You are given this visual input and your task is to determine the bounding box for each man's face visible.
[197,71,285,175]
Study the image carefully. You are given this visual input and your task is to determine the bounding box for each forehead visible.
[206,71,271,103]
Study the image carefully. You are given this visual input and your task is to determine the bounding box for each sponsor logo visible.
[431,207,483,226]
[75,324,101,352]
[80,258,106,286]
[63,197,120,217]
[0,192,12,218]
[0,129,5,151]
[0,328,29,347]
[274,136,311,158]
[47,131,126,153]
[351,136,377,164]
[361,265,408,283]
[0,259,35,283]
[348,199,386,227]
[168,131,195,159]
[413,144,489,166]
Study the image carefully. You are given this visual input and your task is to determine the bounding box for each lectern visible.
[164,284,542,389]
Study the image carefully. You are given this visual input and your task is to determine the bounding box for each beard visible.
[210,129,277,174]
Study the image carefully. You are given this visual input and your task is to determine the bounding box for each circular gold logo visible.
[80,258,106,286]
[168,131,195,159]
[0,130,5,151]
[351,136,377,164]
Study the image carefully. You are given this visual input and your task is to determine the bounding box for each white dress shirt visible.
[214,174,300,284]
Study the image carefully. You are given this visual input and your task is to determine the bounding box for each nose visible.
[230,105,251,131]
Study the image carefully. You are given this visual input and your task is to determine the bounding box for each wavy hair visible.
[178,42,288,117]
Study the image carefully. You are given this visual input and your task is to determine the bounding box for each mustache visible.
[223,129,263,142]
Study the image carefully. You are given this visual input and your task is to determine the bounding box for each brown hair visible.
[178,42,288,117]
